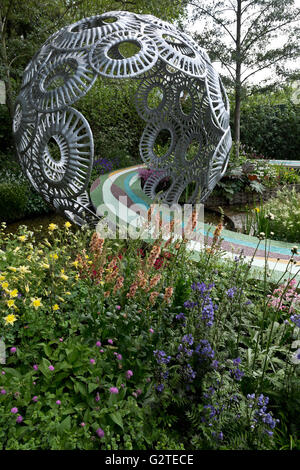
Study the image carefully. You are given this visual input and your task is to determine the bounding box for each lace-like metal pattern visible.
[13,11,232,224]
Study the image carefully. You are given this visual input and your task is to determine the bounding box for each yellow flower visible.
[31,297,42,309]
[14,247,21,253]
[18,235,27,242]
[254,207,260,213]
[8,267,17,272]
[60,269,68,281]
[18,266,31,274]
[25,284,30,293]
[65,221,72,229]
[58,297,65,303]
[1,282,9,290]
[65,292,71,296]
[48,223,58,231]
[41,262,50,269]
[50,253,58,260]
[99,281,105,286]
[52,304,60,311]
[0,275,5,281]
[72,260,79,268]
[9,289,18,298]
[7,299,16,308]
[4,314,17,325]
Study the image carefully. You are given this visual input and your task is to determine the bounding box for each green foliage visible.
[0,222,299,450]
[239,100,300,161]
[244,186,300,243]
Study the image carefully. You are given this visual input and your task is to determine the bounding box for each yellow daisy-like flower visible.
[65,221,72,229]
[7,299,16,308]
[18,235,27,242]
[72,260,79,268]
[1,282,9,290]
[48,223,58,231]
[9,289,18,298]
[4,313,17,325]
[52,304,60,311]
[31,297,42,309]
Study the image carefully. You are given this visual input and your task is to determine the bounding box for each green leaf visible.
[88,383,99,394]
[110,412,123,430]
[57,416,71,435]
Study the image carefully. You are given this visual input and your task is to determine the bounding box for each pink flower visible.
[33,364,38,370]
[56,400,61,405]
[96,428,105,438]
[109,387,119,394]
[10,347,17,354]
[95,392,100,402]
[108,339,113,345]
[100,349,104,353]
[59,338,63,342]
[80,422,85,427]
[116,354,122,360]
[96,341,101,347]
[1,389,6,394]
[1,371,5,375]
[116,305,121,310]
[11,407,18,414]
[132,392,138,398]
[48,365,54,371]
[149,328,154,334]
[32,396,38,402]
[126,370,133,379]
[16,415,23,423]
[136,389,142,396]
[90,358,96,365]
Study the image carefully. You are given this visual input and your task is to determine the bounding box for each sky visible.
[184,0,300,86]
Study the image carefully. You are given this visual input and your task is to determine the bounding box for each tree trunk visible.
[233,0,242,158]
[0,12,15,121]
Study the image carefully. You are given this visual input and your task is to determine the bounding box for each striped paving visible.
[90,165,300,283]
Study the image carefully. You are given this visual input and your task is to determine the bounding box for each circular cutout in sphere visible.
[89,30,158,78]
[14,11,232,226]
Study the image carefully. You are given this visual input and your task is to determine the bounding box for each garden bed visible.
[205,183,300,207]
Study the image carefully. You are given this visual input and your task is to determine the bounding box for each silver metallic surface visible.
[13,11,232,225]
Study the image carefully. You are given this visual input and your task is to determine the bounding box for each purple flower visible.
[116,305,121,310]
[116,354,122,361]
[109,387,119,394]
[1,371,5,375]
[96,428,105,438]
[136,388,142,396]
[33,364,38,370]
[1,389,6,395]
[10,347,16,354]
[100,349,104,353]
[290,314,300,328]
[107,339,113,345]
[156,384,164,392]
[90,358,96,365]
[11,407,18,414]
[59,338,63,342]
[80,422,85,427]
[96,341,101,347]
[16,415,23,423]
[126,370,133,379]
[153,350,171,365]
[32,396,38,402]
[95,392,100,402]
[182,334,194,346]
[132,392,138,398]
[226,287,237,299]
[149,328,154,333]
[48,365,54,371]
[56,400,61,405]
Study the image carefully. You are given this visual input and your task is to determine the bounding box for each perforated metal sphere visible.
[13,11,232,226]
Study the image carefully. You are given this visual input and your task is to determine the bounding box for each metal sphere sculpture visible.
[13,11,232,226]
